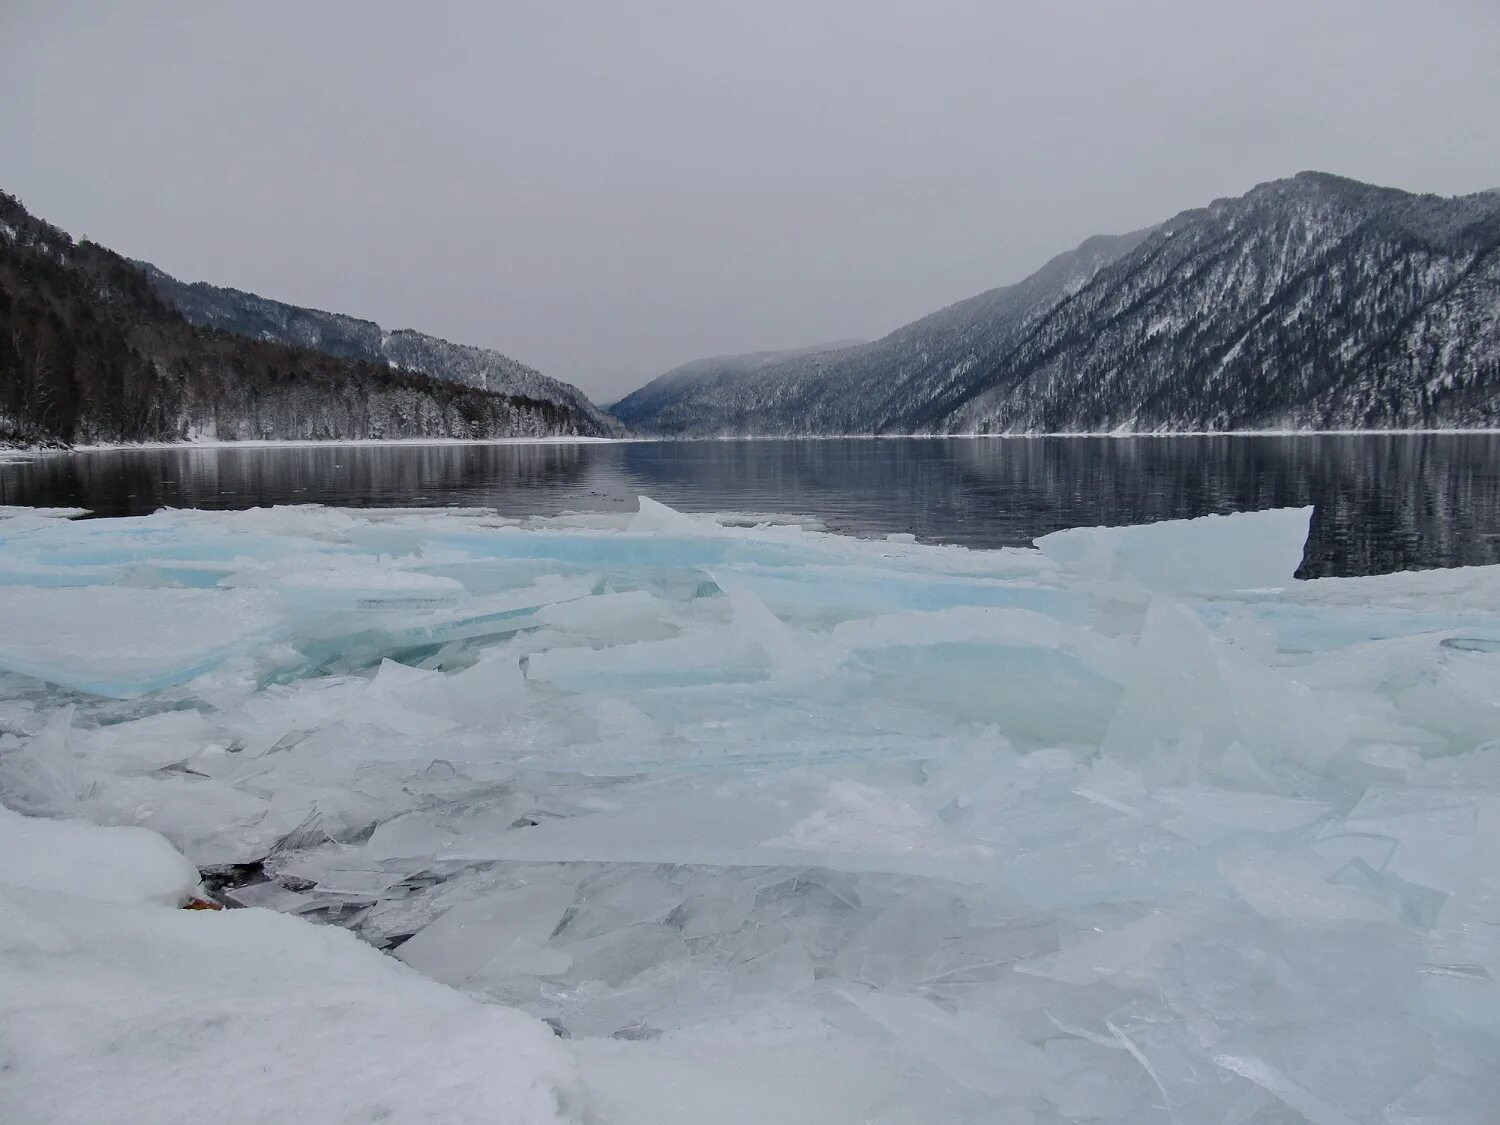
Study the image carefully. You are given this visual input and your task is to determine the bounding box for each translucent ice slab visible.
[0,586,283,697]
[1036,505,1313,593]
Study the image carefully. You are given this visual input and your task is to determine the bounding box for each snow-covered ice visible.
[2,498,1500,1122]
[0,805,586,1124]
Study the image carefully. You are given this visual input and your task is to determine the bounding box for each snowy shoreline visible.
[4,426,1499,458]
[4,434,622,455]
[688,427,1500,440]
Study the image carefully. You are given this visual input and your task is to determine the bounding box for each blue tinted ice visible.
[3,496,1499,1121]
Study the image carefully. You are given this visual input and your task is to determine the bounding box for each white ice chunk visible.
[533,589,681,645]
[74,708,217,771]
[221,880,318,913]
[1154,786,1330,844]
[411,649,531,727]
[0,706,87,816]
[1219,852,1398,923]
[396,881,578,985]
[1101,597,1348,777]
[525,630,770,692]
[1036,506,1312,593]
[1330,786,1480,893]
[764,781,992,861]
[1013,911,1188,986]
[715,572,820,675]
[842,989,1050,1100]
[628,495,708,535]
[430,784,1000,881]
[273,845,417,898]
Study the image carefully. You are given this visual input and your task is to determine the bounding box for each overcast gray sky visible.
[4,1,1498,401]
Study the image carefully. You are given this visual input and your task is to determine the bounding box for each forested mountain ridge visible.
[0,193,611,446]
[611,340,865,427]
[611,173,1500,434]
[609,229,1154,433]
[137,264,622,436]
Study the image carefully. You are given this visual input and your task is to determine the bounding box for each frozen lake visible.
[3,491,1500,1121]
[4,433,1500,577]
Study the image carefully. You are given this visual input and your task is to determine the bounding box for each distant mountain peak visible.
[612,173,1500,435]
[137,263,622,436]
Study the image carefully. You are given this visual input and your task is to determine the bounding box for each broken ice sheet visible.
[524,629,773,692]
[710,562,1084,630]
[396,881,578,986]
[1214,1015,1435,1124]
[0,586,284,697]
[764,781,993,862]
[1,498,1497,1121]
[1014,910,1189,987]
[1218,851,1400,924]
[1151,785,1330,845]
[221,879,319,913]
[293,575,600,671]
[452,780,1005,882]
[841,989,1051,1101]
[270,844,421,898]
[222,554,469,612]
[1332,785,1481,893]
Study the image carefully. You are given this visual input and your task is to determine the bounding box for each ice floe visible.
[2,498,1499,1122]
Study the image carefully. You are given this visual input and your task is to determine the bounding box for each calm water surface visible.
[3,435,1498,578]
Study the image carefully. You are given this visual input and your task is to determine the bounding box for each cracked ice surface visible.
[2,498,1500,1123]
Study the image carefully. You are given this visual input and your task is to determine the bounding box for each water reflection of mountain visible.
[1,443,595,517]
[612,436,1500,577]
[3,436,1497,579]
[950,435,1500,577]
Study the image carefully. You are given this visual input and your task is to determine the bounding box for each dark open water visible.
[2,435,1498,578]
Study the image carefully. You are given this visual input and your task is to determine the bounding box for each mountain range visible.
[0,193,614,447]
[612,173,1500,434]
[5,172,1498,448]
[136,264,621,437]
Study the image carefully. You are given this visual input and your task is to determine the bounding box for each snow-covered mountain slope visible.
[612,173,1500,434]
[0,191,609,446]
[138,264,623,436]
[611,341,864,428]
[610,231,1152,434]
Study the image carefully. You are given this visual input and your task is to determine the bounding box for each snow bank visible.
[2,497,1499,1121]
[0,803,202,905]
[0,806,586,1124]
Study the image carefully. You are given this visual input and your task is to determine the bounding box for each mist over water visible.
[4,434,1497,579]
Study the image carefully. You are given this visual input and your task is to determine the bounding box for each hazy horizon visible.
[4,1,1498,402]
